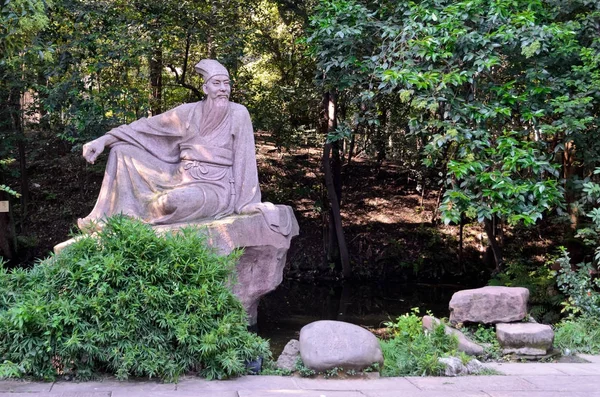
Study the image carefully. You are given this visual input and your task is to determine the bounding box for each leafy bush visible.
[0,216,269,381]
[554,173,600,318]
[380,310,458,377]
[552,173,600,354]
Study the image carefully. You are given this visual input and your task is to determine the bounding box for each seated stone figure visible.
[79,59,292,235]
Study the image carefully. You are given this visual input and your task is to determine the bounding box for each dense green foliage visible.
[0,216,269,381]
[553,172,600,352]
[307,0,600,269]
[380,310,458,376]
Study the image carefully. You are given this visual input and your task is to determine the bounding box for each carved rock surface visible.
[496,323,554,355]
[449,286,529,325]
[55,211,299,326]
[276,339,300,372]
[422,315,484,356]
[299,321,384,372]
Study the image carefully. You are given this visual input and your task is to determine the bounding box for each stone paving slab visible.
[175,375,297,392]
[362,391,488,397]
[51,379,175,393]
[521,375,600,392]
[239,391,365,397]
[0,380,52,392]
[579,354,600,364]
[405,375,539,392]
[293,377,420,391]
[487,392,600,397]
[0,393,109,397]
[548,363,600,375]
[485,363,584,376]
[112,392,238,397]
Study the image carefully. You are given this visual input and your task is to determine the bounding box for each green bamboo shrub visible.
[0,216,269,381]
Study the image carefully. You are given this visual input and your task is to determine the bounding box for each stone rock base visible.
[54,210,299,326]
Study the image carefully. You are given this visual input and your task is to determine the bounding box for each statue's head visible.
[195,59,230,104]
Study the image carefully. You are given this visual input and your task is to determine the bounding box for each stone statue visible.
[69,59,299,325]
[78,59,292,235]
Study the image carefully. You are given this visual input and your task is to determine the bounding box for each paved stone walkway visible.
[2,355,600,397]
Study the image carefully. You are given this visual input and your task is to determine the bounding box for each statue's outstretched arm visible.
[82,134,119,164]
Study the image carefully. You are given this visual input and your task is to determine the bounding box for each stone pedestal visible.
[54,209,299,326]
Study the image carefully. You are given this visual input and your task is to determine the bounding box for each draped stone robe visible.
[81,101,262,226]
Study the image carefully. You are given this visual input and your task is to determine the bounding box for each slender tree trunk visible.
[347,129,356,165]
[0,192,14,259]
[484,218,503,272]
[322,91,351,278]
[149,46,163,116]
[563,140,581,231]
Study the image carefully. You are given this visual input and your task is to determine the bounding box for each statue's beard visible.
[199,96,230,136]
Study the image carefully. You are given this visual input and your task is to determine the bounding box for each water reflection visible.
[257,280,464,356]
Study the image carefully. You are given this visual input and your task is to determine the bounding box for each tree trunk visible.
[563,140,581,231]
[149,46,163,116]
[322,91,351,278]
[484,217,503,273]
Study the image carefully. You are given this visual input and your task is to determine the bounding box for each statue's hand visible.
[82,138,106,164]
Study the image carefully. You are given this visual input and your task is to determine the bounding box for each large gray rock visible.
[496,323,554,355]
[449,286,529,325]
[276,339,300,372]
[55,211,299,326]
[422,315,484,356]
[299,320,384,372]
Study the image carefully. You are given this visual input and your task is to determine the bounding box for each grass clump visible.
[555,315,600,354]
[380,309,458,377]
[0,216,269,382]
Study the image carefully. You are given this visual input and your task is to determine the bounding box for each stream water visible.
[256,280,469,356]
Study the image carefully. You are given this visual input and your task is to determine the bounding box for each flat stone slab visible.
[0,394,110,397]
[449,286,529,324]
[51,379,175,394]
[521,375,600,392]
[0,381,52,392]
[406,375,539,391]
[293,377,420,391]
[240,392,365,397]
[175,375,298,391]
[299,320,384,371]
[496,323,554,355]
[363,392,489,397]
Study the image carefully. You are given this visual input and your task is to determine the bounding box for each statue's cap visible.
[194,59,229,82]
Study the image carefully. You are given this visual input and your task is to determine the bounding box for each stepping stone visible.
[449,286,529,324]
[496,322,554,355]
